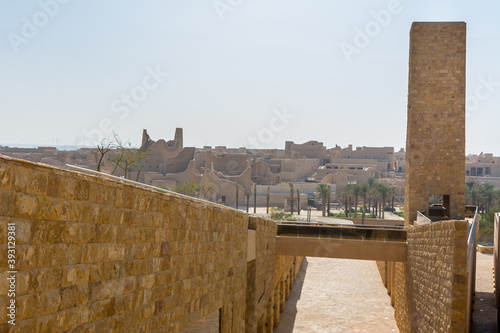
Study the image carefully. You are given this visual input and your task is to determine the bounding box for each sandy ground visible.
[274,257,399,333]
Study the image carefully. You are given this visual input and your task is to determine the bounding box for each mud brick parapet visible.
[0,155,302,332]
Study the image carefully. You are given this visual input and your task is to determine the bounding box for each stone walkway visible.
[274,257,399,333]
[471,252,497,332]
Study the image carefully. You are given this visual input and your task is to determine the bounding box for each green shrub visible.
[269,207,296,221]
[394,211,405,218]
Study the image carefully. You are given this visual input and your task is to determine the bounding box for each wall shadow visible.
[471,291,497,333]
[273,258,309,332]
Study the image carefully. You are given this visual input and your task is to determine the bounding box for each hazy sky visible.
[1,0,499,155]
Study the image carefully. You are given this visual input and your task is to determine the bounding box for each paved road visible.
[274,257,399,333]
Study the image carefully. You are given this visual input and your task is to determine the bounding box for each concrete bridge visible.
[276,223,407,262]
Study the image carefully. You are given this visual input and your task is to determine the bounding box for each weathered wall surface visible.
[379,221,468,332]
[0,155,301,332]
[404,22,466,225]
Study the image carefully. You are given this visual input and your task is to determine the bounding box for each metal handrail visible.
[277,221,405,230]
[416,211,431,223]
[467,207,479,260]
[277,223,407,243]
[466,206,479,332]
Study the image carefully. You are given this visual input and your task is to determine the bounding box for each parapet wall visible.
[0,155,302,332]
[379,220,468,332]
[246,216,304,331]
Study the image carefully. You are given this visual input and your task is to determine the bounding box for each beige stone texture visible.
[378,220,468,332]
[404,22,466,225]
[0,154,302,332]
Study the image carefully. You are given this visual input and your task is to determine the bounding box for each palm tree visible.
[359,182,369,225]
[340,185,350,217]
[465,180,477,205]
[351,184,361,218]
[316,183,330,217]
[479,183,495,213]
[342,184,355,218]
[376,183,392,219]
[365,177,377,214]
[369,183,380,218]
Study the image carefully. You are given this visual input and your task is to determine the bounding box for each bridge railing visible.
[416,211,431,223]
[276,223,407,243]
[466,206,479,332]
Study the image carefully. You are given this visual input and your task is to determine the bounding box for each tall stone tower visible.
[404,22,466,226]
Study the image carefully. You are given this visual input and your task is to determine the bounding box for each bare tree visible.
[200,180,216,201]
[110,132,149,180]
[93,138,114,172]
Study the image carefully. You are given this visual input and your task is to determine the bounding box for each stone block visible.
[62,264,90,287]
[94,223,119,243]
[89,279,124,302]
[138,273,156,290]
[67,244,83,265]
[81,244,106,264]
[124,259,154,277]
[0,190,13,217]
[40,289,61,315]
[153,257,170,272]
[45,171,61,197]
[12,164,31,192]
[60,284,89,310]
[26,267,63,293]
[14,193,38,219]
[88,298,116,322]
[16,293,42,321]
[0,160,12,188]
[25,171,49,196]
[89,261,121,283]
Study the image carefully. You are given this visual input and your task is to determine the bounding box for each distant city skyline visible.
[1,1,500,155]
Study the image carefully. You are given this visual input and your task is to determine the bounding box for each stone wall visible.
[404,22,466,225]
[379,221,468,332]
[246,216,303,332]
[0,155,302,332]
[376,261,387,287]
